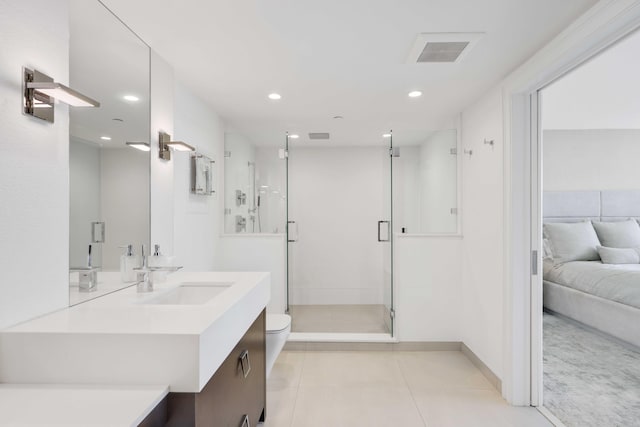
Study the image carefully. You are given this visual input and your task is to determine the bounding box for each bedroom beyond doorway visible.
[536,26,640,427]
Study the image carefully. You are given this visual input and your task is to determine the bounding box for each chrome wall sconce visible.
[159,131,195,160]
[23,67,100,123]
[126,142,151,152]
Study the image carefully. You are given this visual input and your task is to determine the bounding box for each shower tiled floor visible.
[260,350,552,427]
[289,304,389,334]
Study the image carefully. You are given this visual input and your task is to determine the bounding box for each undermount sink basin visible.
[141,282,233,305]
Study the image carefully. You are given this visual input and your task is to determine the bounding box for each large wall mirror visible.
[68,0,150,305]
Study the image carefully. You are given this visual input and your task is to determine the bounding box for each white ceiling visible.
[100,0,597,146]
[542,27,640,130]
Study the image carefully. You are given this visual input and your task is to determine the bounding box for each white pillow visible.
[592,220,640,248]
[542,238,554,260]
[543,221,601,263]
[596,246,640,264]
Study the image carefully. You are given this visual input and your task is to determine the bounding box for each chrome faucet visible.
[70,244,99,292]
[134,244,182,292]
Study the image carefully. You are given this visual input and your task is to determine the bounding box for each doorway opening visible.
[532,26,640,426]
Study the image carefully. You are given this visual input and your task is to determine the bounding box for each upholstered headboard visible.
[544,190,640,222]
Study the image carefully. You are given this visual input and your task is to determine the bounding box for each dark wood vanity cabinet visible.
[157,310,266,427]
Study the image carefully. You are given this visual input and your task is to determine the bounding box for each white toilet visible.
[265,314,291,378]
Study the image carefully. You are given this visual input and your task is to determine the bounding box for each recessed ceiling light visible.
[408,91,422,98]
[382,133,392,138]
[289,134,299,139]
[100,136,111,141]
[123,95,139,102]
[268,93,282,100]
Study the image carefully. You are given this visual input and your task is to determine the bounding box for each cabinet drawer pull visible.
[239,349,251,378]
[241,414,250,427]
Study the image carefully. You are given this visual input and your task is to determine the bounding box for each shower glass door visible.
[382,133,394,336]
[286,132,394,336]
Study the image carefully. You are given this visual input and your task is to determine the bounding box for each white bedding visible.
[544,260,640,310]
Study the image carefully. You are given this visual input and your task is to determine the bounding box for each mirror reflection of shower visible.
[224,132,287,234]
[247,161,261,233]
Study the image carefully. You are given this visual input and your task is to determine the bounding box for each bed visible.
[543,190,640,348]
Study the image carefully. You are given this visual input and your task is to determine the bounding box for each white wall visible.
[460,88,505,378]
[100,147,149,269]
[543,129,640,190]
[541,27,640,130]
[395,236,462,341]
[288,147,388,305]
[172,81,224,270]
[217,235,287,313]
[69,138,101,268]
[0,0,70,329]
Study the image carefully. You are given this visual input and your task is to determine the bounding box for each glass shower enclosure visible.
[285,132,395,336]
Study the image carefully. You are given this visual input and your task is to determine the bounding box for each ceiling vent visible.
[308,132,330,140]
[418,42,469,63]
[407,33,483,64]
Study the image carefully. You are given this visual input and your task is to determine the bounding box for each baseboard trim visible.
[284,340,461,352]
[461,343,502,393]
[393,341,462,351]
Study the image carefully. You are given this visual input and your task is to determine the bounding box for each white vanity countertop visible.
[0,384,168,427]
[0,271,270,392]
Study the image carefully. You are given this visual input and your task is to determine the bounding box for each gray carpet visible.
[543,312,640,427]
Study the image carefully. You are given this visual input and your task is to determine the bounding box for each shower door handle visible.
[288,221,298,242]
[378,220,390,242]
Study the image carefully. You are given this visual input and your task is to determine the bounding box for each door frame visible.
[503,0,640,405]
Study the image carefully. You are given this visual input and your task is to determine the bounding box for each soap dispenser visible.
[148,244,174,282]
[119,244,140,283]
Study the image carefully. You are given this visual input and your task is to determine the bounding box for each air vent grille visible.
[417,42,469,63]
[406,33,483,64]
[308,132,330,140]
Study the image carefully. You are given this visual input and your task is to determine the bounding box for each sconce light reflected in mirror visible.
[167,141,196,151]
[126,142,150,152]
[159,131,195,160]
[23,67,100,123]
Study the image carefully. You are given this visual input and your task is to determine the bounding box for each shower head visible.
[257,195,261,207]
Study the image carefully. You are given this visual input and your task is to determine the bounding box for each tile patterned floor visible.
[261,350,553,427]
[289,305,389,334]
